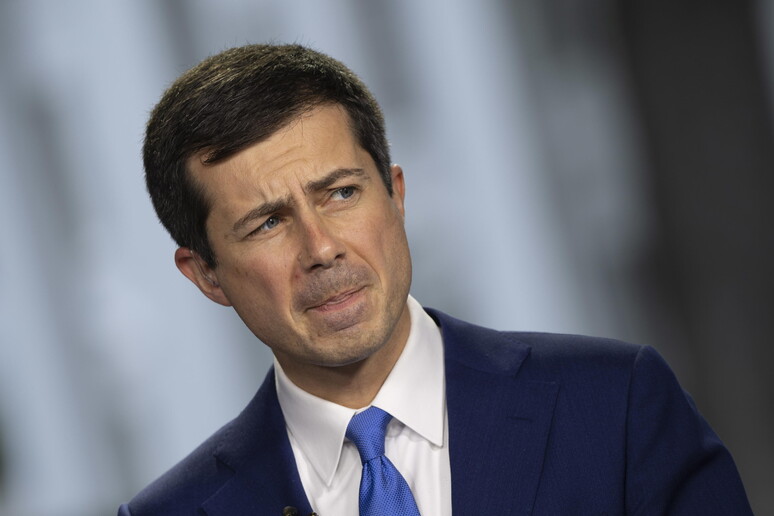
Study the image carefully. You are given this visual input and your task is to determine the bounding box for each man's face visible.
[180,104,412,374]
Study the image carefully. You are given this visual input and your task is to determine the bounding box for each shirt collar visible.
[274,295,445,486]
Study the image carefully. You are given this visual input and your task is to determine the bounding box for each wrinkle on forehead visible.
[235,112,362,190]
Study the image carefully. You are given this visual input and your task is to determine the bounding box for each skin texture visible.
[175,104,412,408]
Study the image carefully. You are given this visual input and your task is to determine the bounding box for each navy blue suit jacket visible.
[119,309,752,515]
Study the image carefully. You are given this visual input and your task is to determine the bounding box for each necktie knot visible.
[346,406,393,463]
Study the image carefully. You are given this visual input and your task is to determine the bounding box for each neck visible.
[277,305,411,408]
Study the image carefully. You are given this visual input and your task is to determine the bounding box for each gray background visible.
[0,1,771,514]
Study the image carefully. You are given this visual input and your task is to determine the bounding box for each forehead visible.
[188,105,370,189]
[188,104,374,217]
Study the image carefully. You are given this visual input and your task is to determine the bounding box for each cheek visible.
[360,207,408,269]
[221,253,293,303]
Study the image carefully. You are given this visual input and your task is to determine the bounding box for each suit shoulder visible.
[429,307,647,379]
[508,330,649,382]
[510,330,642,362]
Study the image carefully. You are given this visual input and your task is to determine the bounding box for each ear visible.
[174,247,232,306]
[390,164,406,217]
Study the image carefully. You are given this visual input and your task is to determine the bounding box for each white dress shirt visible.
[275,295,451,516]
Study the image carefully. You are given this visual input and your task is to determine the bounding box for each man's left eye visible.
[332,186,356,200]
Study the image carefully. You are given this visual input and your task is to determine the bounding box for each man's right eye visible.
[253,215,280,235]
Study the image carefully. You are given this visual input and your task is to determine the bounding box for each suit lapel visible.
[429,309,559,516]
[201,369,314,516]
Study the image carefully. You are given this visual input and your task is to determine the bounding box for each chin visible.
[308,330,388,367]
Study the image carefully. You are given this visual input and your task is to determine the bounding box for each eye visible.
[257,215,281,233]
[332,186,357,200]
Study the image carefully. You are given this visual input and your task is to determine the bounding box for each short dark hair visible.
[144,44,391,267]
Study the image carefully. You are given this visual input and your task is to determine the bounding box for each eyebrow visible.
[231,197,292,234]
[230,168,368,234]
[304,167,367,193]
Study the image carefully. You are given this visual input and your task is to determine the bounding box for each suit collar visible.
[427,308,559,516]
[201,369,314,516]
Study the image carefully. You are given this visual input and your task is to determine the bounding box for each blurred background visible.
[0,1,772,514]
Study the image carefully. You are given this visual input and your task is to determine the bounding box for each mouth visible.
[308,287,366,313]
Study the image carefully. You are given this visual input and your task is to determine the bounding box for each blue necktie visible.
[346,407,421,516]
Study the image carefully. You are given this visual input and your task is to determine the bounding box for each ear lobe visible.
[174,247,232,306]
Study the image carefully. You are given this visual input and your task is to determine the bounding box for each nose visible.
[297,212,345,270]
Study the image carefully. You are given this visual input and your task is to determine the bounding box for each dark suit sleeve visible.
[117,503,132,516]
[624,346,752,515]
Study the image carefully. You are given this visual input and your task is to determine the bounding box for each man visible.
[119,44,752,515]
